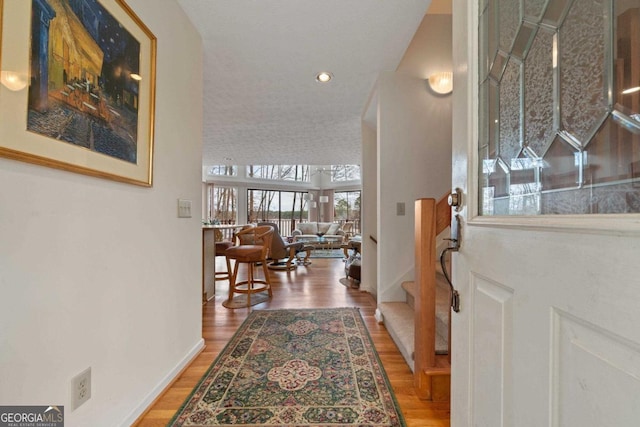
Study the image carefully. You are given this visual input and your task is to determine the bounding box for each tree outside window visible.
[246,165,310,182]
[331,165,360,182]
[247,189,309,235]
[207,185,237,224]
[333,190,361,233]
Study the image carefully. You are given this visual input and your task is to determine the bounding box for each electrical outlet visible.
[71,367,91,411]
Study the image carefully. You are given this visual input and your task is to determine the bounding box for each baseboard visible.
[120,338,205,426]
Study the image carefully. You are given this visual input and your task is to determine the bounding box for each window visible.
[207,185,237,223]
[207,165,237,176]
[247,165,276,180]
[246,165,310,182]
[333,190,361,233]
[247,189,309,235]
[331,165,360,182]
[478,1,640,215]
[280,165,310,181]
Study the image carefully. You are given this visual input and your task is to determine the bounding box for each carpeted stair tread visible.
[400,278,450,347]
[378,302,449,373]
[401,281,416,310]
[378,302,415,371]
[380,270,450,372]
[402,280,417,296]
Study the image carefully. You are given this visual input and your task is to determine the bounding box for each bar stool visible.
[214,229,233,283]
[216,225,255,284]
[224,225,274,307]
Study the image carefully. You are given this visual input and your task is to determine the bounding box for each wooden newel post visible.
[414,198,437,399]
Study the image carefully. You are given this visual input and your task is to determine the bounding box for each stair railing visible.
[414,194,451,400]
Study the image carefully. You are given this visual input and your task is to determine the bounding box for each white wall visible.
[0,1,204,425]
[361,122,378,296]
[376,14,452,302]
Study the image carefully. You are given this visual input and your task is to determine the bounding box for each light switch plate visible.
[178,199,192,218]
[396,202,405,216]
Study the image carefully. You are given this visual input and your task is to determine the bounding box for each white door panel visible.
[552,310,640,427]
[470,275,514,427]
[457,226,640,426]
[451,0,640,425]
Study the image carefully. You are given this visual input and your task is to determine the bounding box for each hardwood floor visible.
[134,258,450,426]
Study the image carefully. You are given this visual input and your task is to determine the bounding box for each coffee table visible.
[295,236,341,265]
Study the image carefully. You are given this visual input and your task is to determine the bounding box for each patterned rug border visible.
[307,249,345,259]
[169,307,406,427]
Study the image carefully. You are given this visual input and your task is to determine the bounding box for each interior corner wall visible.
[361,122,378,297]
[0,1,204,425]
[376,13,452,303]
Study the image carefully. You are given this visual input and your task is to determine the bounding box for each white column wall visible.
[0,1,204,425]
[361,122,378,297]
[376,14,453,303]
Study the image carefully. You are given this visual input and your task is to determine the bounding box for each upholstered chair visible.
[257,221,304,270]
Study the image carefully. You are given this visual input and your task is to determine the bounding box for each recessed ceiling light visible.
[316,71,333,83]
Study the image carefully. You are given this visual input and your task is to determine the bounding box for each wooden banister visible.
[435,193,452,235]
[414,192,452,401]
[414,198,437,399]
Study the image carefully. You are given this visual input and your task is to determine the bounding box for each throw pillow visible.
[326,223,340,235]
[317,222,332,234]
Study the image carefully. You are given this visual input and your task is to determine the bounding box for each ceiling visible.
[176,0,445,167]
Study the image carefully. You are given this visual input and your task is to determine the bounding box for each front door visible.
[451,0,640,426]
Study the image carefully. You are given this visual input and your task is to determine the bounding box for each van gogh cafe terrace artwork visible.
[27,0,142,164]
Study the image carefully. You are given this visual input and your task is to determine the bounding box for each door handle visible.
[440,213,461,313]
[448,188,463,212]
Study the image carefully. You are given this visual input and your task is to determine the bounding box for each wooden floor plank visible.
[134,258,450,426]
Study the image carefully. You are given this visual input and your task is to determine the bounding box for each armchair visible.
[257,222,304,270]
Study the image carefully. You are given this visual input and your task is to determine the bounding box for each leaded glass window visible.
[478,0,640,215]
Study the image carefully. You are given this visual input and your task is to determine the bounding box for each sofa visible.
[292,222,345,248]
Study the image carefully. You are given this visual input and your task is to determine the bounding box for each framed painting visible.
[0,0,156,186]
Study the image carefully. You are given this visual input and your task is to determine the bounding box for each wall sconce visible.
[1,71,28,91]
[428,71,453,95]
[319,196,329,204]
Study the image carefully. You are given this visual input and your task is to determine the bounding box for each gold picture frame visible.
[0,0,156,186]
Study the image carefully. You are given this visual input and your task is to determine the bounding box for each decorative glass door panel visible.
[478,0,640,215]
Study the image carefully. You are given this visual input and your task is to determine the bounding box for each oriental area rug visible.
[169,308,406,426]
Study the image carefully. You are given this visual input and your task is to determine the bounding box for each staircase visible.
[377,196,452,401]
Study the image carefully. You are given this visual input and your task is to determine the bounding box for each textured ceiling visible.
[176,0,432,167]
